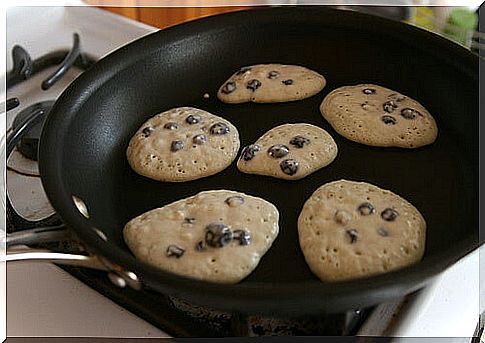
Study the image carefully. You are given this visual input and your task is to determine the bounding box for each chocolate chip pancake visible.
[123,190,280,283]
[217,64,326,104]
[320,84,438,148]
[127,107,240,182]
[298,180,426,282]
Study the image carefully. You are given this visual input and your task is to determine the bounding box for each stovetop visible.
[4,5,483,340]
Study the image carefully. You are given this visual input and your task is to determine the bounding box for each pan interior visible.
[54,11,478,285]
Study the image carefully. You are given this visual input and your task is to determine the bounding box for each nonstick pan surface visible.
[39,7,479,315]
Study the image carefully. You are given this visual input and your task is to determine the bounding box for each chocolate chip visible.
[247,79,262,91]
[401,108,421,120]
[205,223,233,248]
[225,196,244,207]
[142,127,154,137]
[280,159,299,175]
[289,135,310,148]
[268,71,280,79]
[186,114,201,124]
[267,144,289,159]
[382,115,397,125]
[163,122,178,130]
[282,79,293,85]
[383,100,398,113]
[184,217,196,224]
[377,228,389,237]
[381,208,399,221]
[195,241,207,251]
[363,88,376,95]
[236,67,251,75]
[221,81,236,94]
[210,122,230,135]
[346,229,359,244]
[233,230,251,246]
[357,202,375,216]
[192,134,207,145]
[241,144,261,161]
[166,245,185,258]
[170,140,184,152]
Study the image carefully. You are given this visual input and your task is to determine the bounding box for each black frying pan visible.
[14,7,480,316]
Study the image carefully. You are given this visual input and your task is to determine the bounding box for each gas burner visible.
[5,33,97,229]
[6,33,96,162]
[12,101,54,161]
[166,296,369,336]
[7,33,95,90]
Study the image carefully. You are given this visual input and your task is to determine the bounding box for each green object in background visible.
[442,8,478,47]
[410,7,435,31]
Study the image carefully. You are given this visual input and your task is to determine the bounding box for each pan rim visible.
[38,6,480,314]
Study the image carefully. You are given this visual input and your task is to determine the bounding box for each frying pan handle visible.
[5,225,96,267]
[6,107,62,232]
[5,247,109,271]
[5,247,141,290]
[5,228,142,290]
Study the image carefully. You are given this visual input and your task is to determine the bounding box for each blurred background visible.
[90,1,482,51]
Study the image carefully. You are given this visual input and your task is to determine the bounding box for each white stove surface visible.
[2,4,482,340]
[358,246,483,340]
